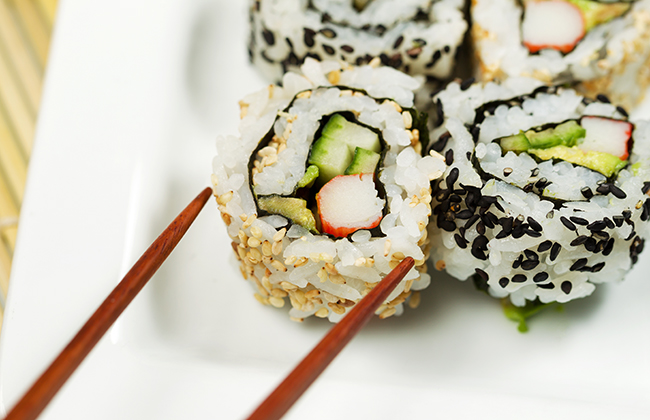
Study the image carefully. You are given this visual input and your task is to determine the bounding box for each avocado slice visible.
[308,135,353,185]
[566,0,630,32]
[297,165,319,189]
[321,114,381,154]
[257,195,318,234]
[499,132,532,153]
[528,145,627,177]
[344,147,381,175]
[525,120,585,149]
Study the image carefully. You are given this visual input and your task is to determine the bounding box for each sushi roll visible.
[248,0,468,88]
[471,0,650,109]
[212,58,446,322]
[429,79,650,324]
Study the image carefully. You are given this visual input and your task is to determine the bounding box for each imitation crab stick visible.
[316,174,384,238]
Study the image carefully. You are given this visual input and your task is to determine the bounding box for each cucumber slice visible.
[308,135,353,185]
[321,114,381,153]
[345,147,381,175]
[257,195,318,233]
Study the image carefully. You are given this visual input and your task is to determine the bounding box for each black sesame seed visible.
[503,167,513,177]
[609,184,627,199]
[613,215,624,227]
[570,258,588,271]
[525,229,542,238]
[322,44,335,55]
[303,28,316,47]
[426,50,442,68]
[596,94,610,103]
[445,149,454,165]
[431,131,450,152]
[533,272,549,283]
[538,282,555,289]
[527,217,542,232]
[460,77,475,91]
[521,260,540,270]
[512,225,525,239]
[523,183,534,193]
[499,277,509,288]
[393,35,404,49]
[495,230,510,239]
[592,262,605,272]
[475,268,489,281]
[341,44,354,53]
[587,220,606,231]
[538,240,553,252]
[471,248,487,260]
[444,211,456,221]
[596,184,611,195]
[643,182,650,195]
[512,274,527,283]
[531,168,540,177]
[560,216,577,231]
[262,28,275,45]
[456,210,474,219]
[580,187,594,199]
[616,105,629,117]
[535,178,548,189]
[512,255,523,269]
[524,250,538,261]
[593,231,609,241]
[569,216,589,226]
[447,167,459,188]
[584,237,597,252]
[602,237,614,256]
[465,214,480,229]
[454,234,467,248]
[623,209,632,219]
[550,243,561,261]
[473,235,489,251]
[561,281,573,294]
[499,217,514,233]
[444,45,451,53]
[604,217,615,229]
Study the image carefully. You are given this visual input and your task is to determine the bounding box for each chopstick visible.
[4,187,213,420]
[246,256,415,420]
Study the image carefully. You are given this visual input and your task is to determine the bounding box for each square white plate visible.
[1,1,649,419]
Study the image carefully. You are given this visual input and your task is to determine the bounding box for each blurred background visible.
[0,0,57,332]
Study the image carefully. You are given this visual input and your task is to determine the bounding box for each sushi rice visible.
[212,58,446,322]
[429,79,650,307]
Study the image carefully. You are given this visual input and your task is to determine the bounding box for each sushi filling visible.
[521,0,631,54]
[249,88,430,238]
[469,88,634,202]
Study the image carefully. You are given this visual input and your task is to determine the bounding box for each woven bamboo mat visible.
[0,0,57,332]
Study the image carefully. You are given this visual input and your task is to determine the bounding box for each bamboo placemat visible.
[0,0,57,333]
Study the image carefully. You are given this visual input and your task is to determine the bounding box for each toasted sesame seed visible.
[247,237,261,248]
[315,307,329,318]
[317,267,328,283]
[254,293,269,305]
[271,289,288,298]
[271,241,283,255]
[273,228,286,242]
[408,291,421,309]
[294,257,308,267]
[271,260,287,272]
[328,302,346,315]
[216,191,233,205]
[280,281,298,292]
[435,260,446,271]
[327,69,341,84]
[262,240,273,256]
[379,307,397,319]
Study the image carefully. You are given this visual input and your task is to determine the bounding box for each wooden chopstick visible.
[4,187,213,420]
[246,256,415,420]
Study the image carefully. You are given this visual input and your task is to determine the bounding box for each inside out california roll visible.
[429,79,650,329]
[471,0,650,109]
[212,59,446,322]
[248,0,468,88]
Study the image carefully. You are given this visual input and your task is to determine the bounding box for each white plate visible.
[1,1,650,419]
